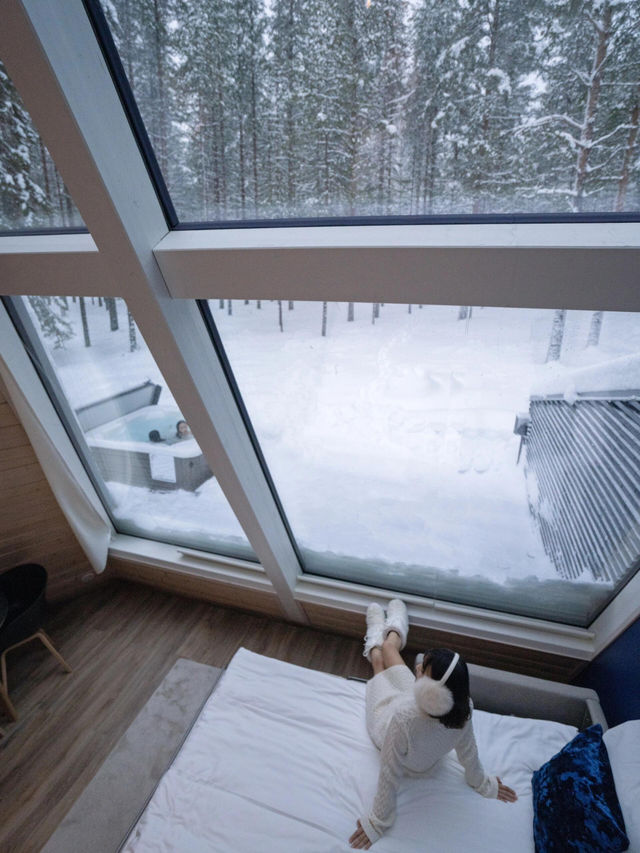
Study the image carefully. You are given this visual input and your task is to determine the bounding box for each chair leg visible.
[36,631,72,673]
[0,652,18,722]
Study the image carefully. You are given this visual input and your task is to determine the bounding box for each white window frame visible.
[1,0,639,658]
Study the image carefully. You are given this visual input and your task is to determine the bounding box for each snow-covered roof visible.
[531,353,640,403]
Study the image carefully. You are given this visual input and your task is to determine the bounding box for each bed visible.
[122,648,639,852]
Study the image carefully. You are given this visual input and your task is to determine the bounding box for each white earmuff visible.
[413,652,460,717]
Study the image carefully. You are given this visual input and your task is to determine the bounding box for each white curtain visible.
[0,355,111,573]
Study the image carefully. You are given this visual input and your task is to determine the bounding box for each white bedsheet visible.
[123,648,577,852]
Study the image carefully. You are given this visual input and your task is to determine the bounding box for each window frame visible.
[0,0,639,656]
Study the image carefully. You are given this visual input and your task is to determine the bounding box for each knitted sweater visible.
[360,666,498,844]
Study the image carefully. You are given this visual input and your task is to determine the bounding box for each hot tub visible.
[77,382,213,492]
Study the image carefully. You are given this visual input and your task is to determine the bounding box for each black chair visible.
[0,563,72,722]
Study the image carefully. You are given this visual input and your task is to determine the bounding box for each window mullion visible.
[154,227,640,312]
[0,234,116,297]
[0,0,307,623]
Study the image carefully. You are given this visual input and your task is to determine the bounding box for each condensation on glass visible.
[211,299,640,626]
[0,61,83,232]
[100,0,640,222]
[15,295,254,560]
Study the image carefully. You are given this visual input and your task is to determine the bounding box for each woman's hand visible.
[497,777,518,803]
[349,820,372,849]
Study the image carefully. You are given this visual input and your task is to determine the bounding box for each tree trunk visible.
[38,140,53,226]
[546,309,567,362]
[574,2,612,210]
[321,301,328,337]
[250,60,260,216]
[152,0,168,175]
[227,299,233,316]
[278,300,283,332]
[79,297,91,347]
[587,311,604,347]
[219,299,225,309]
[128,310,138,352]
[347,302,354,322]
[615,86,640,211]
[105,297,119,331]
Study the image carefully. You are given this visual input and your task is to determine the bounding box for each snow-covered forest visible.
[1,0,639,229]
[99,0,640,219]
[0,63,81,230]
[20,294,640,625]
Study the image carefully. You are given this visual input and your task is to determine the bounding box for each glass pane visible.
[212,299,640,626]
[14,295,254,560]
[0,60,83,231]
[100,0,640,220]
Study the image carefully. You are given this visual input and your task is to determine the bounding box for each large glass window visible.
[97,0,640,222]
[0,60,83,231]
[9,295,253,560]
[211,299,640,626]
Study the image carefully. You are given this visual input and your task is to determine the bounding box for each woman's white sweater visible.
[360,665,498,844]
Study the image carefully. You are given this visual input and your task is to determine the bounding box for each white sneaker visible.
[363,603,385,661]
[383,599,409,650]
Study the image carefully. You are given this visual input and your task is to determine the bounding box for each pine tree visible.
[360,0,408,213]
[0,62,48,227]
[27,296,74,348]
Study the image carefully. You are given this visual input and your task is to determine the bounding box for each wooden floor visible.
[0,579,373,853]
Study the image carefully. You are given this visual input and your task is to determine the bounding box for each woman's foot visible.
[383,599,409,650]
[363,603,385,661]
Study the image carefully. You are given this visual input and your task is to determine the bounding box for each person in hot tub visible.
[349,599,518,849]
[148,429,165,443]
[176,420,191,439]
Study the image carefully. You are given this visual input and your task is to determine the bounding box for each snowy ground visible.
[26,297,640,624]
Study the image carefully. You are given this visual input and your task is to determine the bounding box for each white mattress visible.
[123,648,577,852]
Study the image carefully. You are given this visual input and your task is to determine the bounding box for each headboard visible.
[468,662,606,730]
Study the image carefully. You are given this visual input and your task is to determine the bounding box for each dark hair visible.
[148,429,162,442]
[421,648,471,729]
[176,420,188,438]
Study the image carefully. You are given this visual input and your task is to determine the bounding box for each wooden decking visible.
[0,579,370,852]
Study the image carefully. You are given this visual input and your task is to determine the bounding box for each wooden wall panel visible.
[302,601,584,682]
[110,556,286,620]
[0,389,103,601]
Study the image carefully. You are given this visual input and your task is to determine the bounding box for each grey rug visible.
[42,658,223,853]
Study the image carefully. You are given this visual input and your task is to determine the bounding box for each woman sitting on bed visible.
[349,600,518,849]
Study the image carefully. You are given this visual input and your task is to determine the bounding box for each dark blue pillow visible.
[532,724,629,852]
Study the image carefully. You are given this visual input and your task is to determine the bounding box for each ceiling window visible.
[94,0,640,223]
[0,0,638,641]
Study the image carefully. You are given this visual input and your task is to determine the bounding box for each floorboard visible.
[0,578,371,852]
